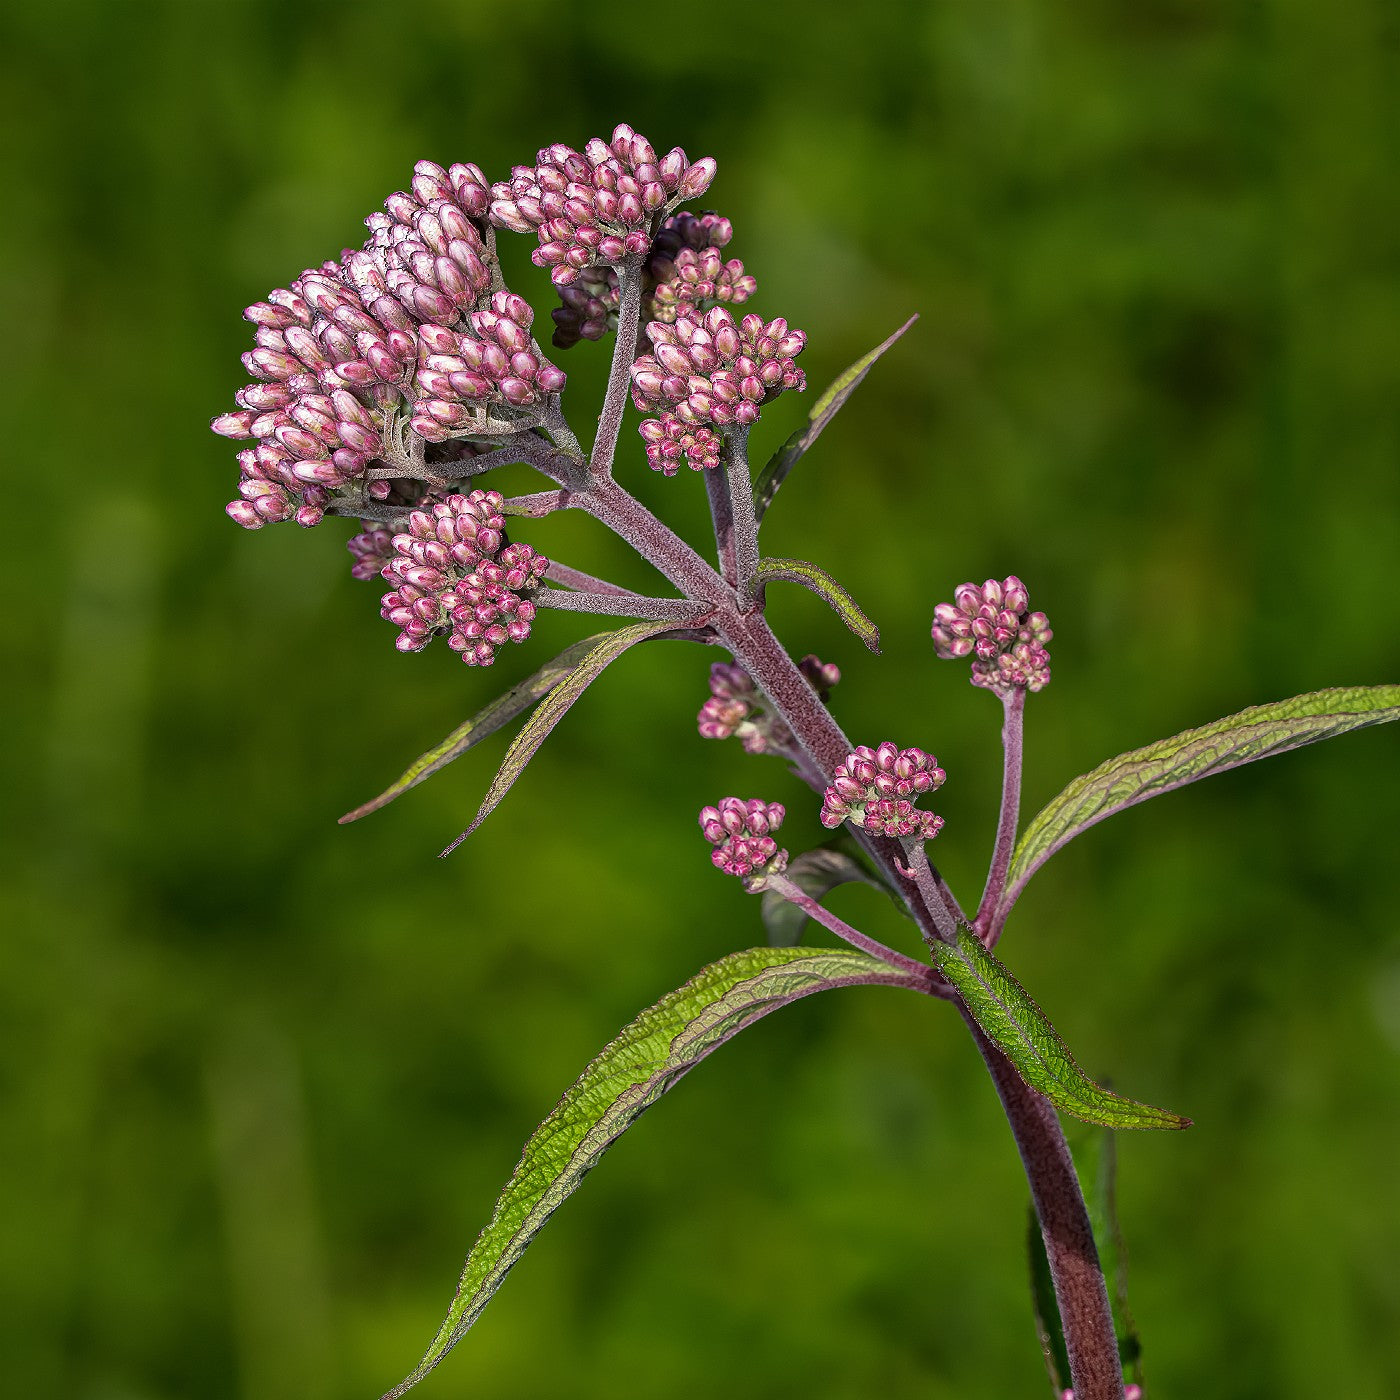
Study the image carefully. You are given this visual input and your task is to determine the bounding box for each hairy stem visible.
[589,256,645,483]
[978,687,1024,947]
[542,561,643,597]
[534,589,709,623]
[723,425,760,605]
[964,1008,1125,1400]
[764,873,949,987]
[704,466,737,585]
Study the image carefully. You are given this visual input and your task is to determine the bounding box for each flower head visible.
[697,656,840,754]
[378,490,549,666]
[630,307,806,472]
[699,797,787,883]
[931,576,1052,694]
[820,743,946,840]
[490,125,716,287]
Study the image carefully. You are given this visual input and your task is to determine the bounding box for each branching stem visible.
[977,686,1024,946]
[589,257,644,483]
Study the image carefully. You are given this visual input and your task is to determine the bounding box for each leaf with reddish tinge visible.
[379,946,928,1398]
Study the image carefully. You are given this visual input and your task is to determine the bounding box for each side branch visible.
[534,589,711,624]
[978,687,1025,946]
[589,256,645,483]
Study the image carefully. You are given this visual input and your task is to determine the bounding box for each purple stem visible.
[704,466,737,585]
[588,257,644,483]
[542,561,642,597]
[963,1006,1125,1400]
[978,687,1025,946]
[763,872,950,988]
[534,589,709,624]
[504,490,569,518]
[723,425,760,604]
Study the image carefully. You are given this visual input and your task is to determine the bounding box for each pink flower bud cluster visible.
[378,490,549,666]
[347,526,395,581]
[551,211,756,349]
[820,743,946,841]
[410,293,567,442]
[213,159,562,530]
[930,576,1053,693]
[490,125,717,287]
[697,656,840,755]
[699,798,787,880]
[630,308,807,473]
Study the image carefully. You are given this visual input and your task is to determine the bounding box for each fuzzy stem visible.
[704,466,737,585]
[964,1008,1125,1400]
[533,589,708,623]
[763,873,949,987]
[723,425,760,605]
[542,561,642,597]
[978,687,1025,946]
[589,257,645,483]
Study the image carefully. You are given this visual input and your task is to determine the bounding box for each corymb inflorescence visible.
[930,576,1052,694]
[820,743,947,840]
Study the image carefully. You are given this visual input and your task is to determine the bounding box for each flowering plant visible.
[213,126,1399,1400]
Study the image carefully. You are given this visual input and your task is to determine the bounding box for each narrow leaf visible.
[1027,1205,1071,1395]
[380,946,926,1398]
[441,620,675,855]
[933,926,1190,1131]
[340,635,612,824]
[753,557,880,652]
[1003,685,1400,918]
[1076,1126,1143,1376]
[761,848,890,947]
[752,315,917,521]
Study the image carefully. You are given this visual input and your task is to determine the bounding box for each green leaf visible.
[1075,1126,1143,1377]
[1002,684,1400,920]
[752,315,917,522]
[752,557,880,652]
[933,926,1190,1131]
[1026,1205,1071,1395]
[340,635,614,824]
[379,946,926,1398]
[760,848,889,946]
[441,620,675,855]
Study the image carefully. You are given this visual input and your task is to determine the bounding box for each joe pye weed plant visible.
[212,125,1399,1399]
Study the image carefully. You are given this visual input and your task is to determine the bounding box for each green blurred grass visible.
[2,1,1398,1396]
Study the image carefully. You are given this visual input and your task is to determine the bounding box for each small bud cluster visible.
[820,743,946,840]
[930,576,1053,694]
[630,308,807,473]
[411,293,567,441]
[699,798,787,881]
[551,212,756,349]
[379,490,549,666]
[698,656,841,755]
[491,125,716,287]
[213,159,563,530]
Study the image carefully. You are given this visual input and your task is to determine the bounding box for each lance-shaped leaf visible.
[933,925,1190,1131]
[1000,684,1400,921]
[1027,1204,1072,1395]
[340,635,613,824]
[441,620,675,855]
[752,557,880,653]
[761,847,893,947]
[380,946,928,1398]
[753,315,917,522]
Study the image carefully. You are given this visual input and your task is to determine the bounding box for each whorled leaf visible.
[380,946,928,1398]
[340,635,613,824]
[933,926,1190,1131]
[1000,684,1400,924]
[752,315,918,522]
[752,557,880,652]
[760,847,892,947]
[441,620,676,855]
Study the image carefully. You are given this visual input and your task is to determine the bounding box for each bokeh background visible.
[3,1,1399,1396]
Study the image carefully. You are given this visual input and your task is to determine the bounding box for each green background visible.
[3,0,1398,1396]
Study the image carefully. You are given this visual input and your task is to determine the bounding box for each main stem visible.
[964,1010,1125,1400]
[569,362,1122,1399]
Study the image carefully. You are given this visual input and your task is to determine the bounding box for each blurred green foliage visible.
[2,1,1398,1396]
